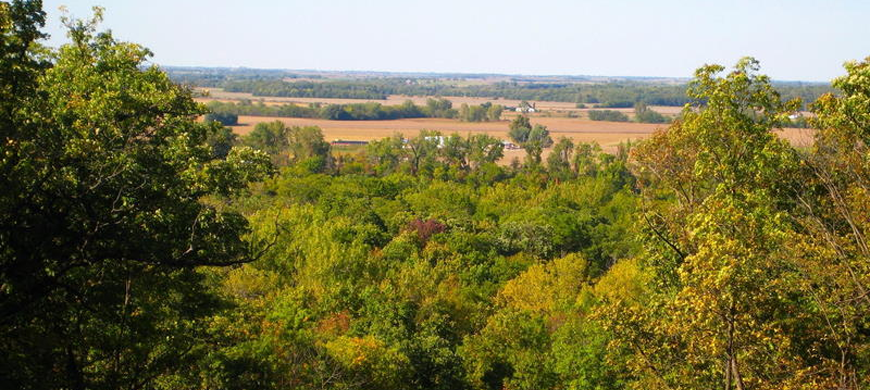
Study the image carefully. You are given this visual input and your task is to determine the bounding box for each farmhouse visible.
[515,101,536,113]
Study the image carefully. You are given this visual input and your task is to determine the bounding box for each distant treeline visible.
[219,79,696,106]
[206,98,503,122]
[587,102,671,124]
[588,110,630,122]
[182,74,834,107]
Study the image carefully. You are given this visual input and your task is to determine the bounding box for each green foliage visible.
[366,134,407,176]
[794,56,870,389]
[508,115,553,166]
[587,109,629,122]
[424,97,457,118]
[287,126,332,169]
[508,115,533,143]
[458,102,503,122]
[205,126,239,159]
[9,4,867,390]
[547,137,574,177]
[632,102,669,124]
[598,57,862,390]
[243,120,289,157]
[204,111,239,126]
[205,75,780,107]
[192,145,640,389]
[0,4,271,388]
[206,98,498,122]
[241,121,332,171]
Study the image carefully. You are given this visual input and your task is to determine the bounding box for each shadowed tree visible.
[0,5,271,388]
[547,137,574,178]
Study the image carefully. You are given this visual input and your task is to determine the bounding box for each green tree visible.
[508,115,553,167]
[287,125,332,171]
[0,5,271,389]
[487,104,503,121]
[508,115,533,144]
[366,133,405,175]
[405,130,442,176]
[243,120,290,164]
[523,124,553,167]
[441,133,470,171]
[547,137,574,177]
[791,56,870,389]
[633,102,669,124]
[424,97,455,118]
[466,133,504,171]
[602,58,817,390]
[572,142,602,177]
[204,111,239,126]
[587,110,629,122]
[206,126,238,159]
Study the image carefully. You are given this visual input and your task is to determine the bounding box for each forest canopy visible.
[1,2,869,390]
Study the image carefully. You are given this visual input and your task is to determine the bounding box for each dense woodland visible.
[2,2,870,390]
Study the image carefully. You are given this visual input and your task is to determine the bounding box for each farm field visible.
[201,89,814,161]
[200,87,577,109]
[230,116,663,145]
[228,115,815,162]
[196,87,683,116]
[13,1,866,389]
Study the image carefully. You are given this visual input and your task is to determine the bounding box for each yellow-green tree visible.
[789,57,870,389]
[600,58,825,390]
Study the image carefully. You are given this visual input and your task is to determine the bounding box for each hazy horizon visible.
[42,1,870,82]
[158,65,838,84]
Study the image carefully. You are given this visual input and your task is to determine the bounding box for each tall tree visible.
[600,58,819,390]
[405,130,442,176]
[287,125,332,171]
[791,56,870,389]
[547,137,574,177]
[508,116,553,167]
[0,5,270,388]
[466,133,504,171]
[365,133,405,175]
[508,115,533,144]
[441,133,470,171]
[243,120,290,160]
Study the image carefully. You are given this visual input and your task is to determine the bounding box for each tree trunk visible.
[725,357,732,390]
[731,356,745,390]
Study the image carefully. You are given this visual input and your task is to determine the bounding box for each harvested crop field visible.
[230,115,814,152]
[196,88,677,116]
[231,116,662,146]
[199,88,575,110]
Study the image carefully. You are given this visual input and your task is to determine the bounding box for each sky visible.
[40,0,870,82]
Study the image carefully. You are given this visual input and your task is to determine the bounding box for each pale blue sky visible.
[41,0,869,81]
